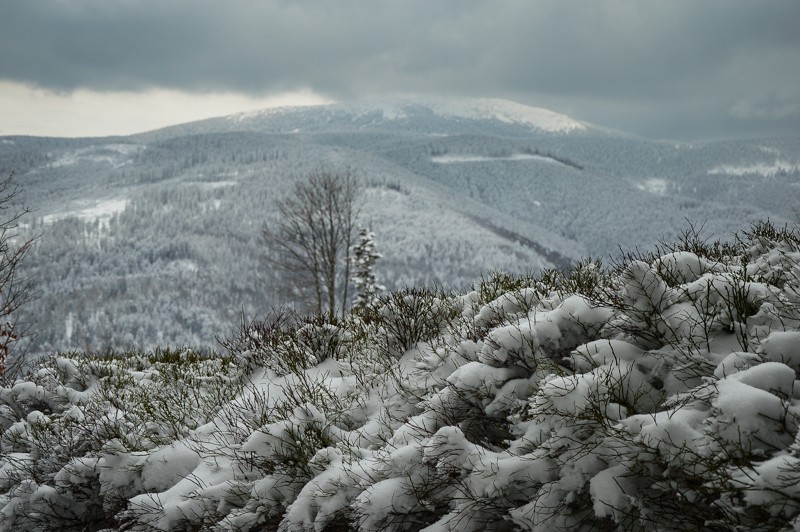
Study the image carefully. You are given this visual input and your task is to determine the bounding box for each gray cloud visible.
[2,0,799,139]
[731,95,800,121]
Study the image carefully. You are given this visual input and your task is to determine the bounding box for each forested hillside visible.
[1,98,798,355]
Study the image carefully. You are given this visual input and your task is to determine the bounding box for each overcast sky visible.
[1,0,799,140]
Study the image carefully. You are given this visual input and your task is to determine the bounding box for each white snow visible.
[43,198,128,227]
[2,227,800,530]
[165,259,199,274]
[431,153,568,164]
[760,331,800,372]
[187,180,238,190]
[49,144,145,168]
[429,97,587,133]
[228,97,587,133]
[64,313,73,345]
[228,106,291,123]
[759,146,781,155]
[634,178,668,195]
[709,160,798,176]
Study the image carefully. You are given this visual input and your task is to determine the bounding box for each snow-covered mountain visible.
[1,96,798,354]
[139,97,595,141]
[226,97,589,133]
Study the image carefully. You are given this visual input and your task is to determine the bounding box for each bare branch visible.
[0,173,38,378]
[261,170,361,316]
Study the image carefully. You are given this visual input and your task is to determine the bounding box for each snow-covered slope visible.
[227,97,588,134]
[415,97,588,132]
[132,96,595,140]
[2,223,800,530]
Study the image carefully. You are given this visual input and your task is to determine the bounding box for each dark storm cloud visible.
[2,0,799,139]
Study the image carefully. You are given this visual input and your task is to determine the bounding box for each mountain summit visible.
[226,97,589,134]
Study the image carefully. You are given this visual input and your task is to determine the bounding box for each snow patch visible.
[709,160,798,176]
[228,97,587,133]
[167,260,199,274]
[43,199,128,227]
[355,102,407,121]
[187,180,238,190]
[635,178,668,195]
[229,107,290,123]
[50,144,145,168]
[759,146,781,155]
[431,153,567,164]
[430,98,587,133]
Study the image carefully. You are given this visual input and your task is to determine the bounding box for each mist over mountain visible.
[1,97,797,355]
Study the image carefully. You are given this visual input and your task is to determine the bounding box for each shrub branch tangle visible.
[3,221,800,530]
[0,173,37,378]
[262,170,361,316]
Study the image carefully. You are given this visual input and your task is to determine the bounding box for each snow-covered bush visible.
[223,312,351,377]
[377,287,458,358]
[2,221,800,531]
[0,348,239,529]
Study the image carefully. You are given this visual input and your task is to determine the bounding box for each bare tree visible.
[0,173,37,377]
[262,170,361,316]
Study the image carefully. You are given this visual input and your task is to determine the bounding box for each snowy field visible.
[42,198,129,227]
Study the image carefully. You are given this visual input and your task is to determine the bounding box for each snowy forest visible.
[2,99,798,355]
[0,99,799,530]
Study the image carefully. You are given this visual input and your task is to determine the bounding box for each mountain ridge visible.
[129,96,602,142]
[226,97,590,132]
[1,96,798,355]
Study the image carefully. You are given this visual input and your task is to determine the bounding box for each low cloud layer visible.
[2,0,799,139]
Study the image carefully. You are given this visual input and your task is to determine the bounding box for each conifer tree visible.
[350,227,384,313]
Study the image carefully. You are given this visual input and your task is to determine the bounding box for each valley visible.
[1,98,797,355]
